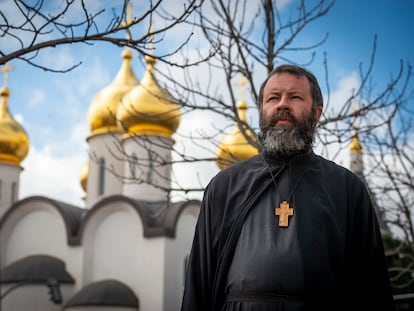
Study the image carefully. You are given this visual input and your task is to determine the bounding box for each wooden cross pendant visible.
[275,201,294,227]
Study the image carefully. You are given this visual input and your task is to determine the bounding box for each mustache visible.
[270,111,298,126]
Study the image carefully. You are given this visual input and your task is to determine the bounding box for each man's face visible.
[259,72,322,157]
[260,72,321,129]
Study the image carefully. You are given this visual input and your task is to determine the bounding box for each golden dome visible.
[117,55,181,139]
[88,49,139,138]
[350,133,363,154]
[216,100,258,170]
[0,87,30,165]
[79,160,89,192]
[350,100,363,154]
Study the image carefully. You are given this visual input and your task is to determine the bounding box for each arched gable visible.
[0,196,84,266]
[75,195,199,244]
[163,199,201,238]
[0,195,84,245]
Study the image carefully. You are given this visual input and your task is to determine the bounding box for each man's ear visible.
[316,106,323,121]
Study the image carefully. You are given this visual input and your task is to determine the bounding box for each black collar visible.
[261,149,314,168]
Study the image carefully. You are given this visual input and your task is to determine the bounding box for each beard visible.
[258,109,318,158]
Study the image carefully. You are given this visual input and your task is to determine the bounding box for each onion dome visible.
[117,55,181,139]
[79,161,89,192]
[87,49,139,138]
[350,132,363,154]
[216,100,258,170]
[350,100,363,154]
[0,87,30,165]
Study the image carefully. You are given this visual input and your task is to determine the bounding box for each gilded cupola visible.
[87,48,139,138]
[216,100,258,170]
[349,100,364,175]
[0,64,30,166]
[79,160,89,192]
[117,52,181,139]
[350,100,363,154]
[349,132,363,154]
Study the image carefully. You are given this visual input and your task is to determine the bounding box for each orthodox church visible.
[0,40,259,310]
[0,41,387,311]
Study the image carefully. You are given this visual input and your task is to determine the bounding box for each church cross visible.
[0,63,14,88]
[235,74,247,100]
[275,201,294,227]
[120,3,133,41]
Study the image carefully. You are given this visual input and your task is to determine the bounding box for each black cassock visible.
[181,151,394,311]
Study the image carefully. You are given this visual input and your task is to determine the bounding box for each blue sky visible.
[2,0,413,207]
[306,0,413,84]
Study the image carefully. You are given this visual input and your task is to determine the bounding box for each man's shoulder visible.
[214,153,262,177]
[206,154,264,193]
[313,154,345,169]
[313,153,365,183]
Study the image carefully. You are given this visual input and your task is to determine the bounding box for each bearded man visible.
[181,64,394,311]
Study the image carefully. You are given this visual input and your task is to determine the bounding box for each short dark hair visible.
[257,64,323,114]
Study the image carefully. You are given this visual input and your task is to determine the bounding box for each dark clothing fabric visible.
[224,160,304,310]
[181,151,394,311]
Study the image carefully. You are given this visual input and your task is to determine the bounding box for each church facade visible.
[0,48,201,311]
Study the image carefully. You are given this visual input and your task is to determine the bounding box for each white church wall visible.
[137,237,166,311]
[1,284,69,311]
[163,203,200,311]
[1,200,69,265]
[0,199,84,309]
[122,136,173,202]
[0,163,21,217]
[81,200,166,311]
[87,134,124,207]
[64,244,84,293]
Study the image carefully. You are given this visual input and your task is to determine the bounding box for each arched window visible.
[99,158,105,195]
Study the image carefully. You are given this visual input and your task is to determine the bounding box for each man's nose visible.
[276,96,290,111]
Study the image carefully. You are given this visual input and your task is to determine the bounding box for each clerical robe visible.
[181,151,394,310]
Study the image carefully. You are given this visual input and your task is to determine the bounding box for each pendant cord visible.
[262,154,308,202]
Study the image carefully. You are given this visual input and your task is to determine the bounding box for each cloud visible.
[326,70,360,111]
[19,121,88,207]
[19,145,86,207]
[275,0,296,10]
[171,111,223,201]
[27,88,47,108]
[14,40,133,208]
[38,46,77,71]
[14,114,24,124]
[315,70,362,166]
[76,57,113,97]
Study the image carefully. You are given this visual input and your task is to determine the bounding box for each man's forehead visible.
[265,72,310,90]
[271,71,307,81]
